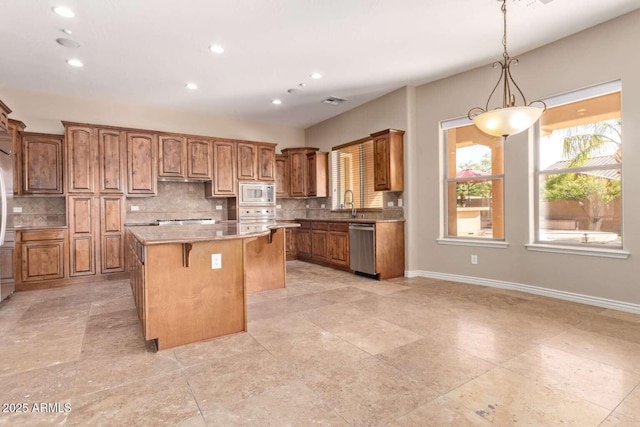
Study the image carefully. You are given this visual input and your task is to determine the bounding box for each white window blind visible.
[331,139,382,210]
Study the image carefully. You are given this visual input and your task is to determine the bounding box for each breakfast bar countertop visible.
[126,222,299,245]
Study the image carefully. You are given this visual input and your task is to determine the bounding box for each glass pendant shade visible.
[472,106,544,137]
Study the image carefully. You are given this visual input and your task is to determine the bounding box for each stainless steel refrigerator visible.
[0,130,14,302]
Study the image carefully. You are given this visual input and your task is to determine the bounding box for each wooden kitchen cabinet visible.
[311,222,328,261]
[100,196,126,273]
[285,227,297,260]
[97,128,125,193]
[0,100,9,132]
[22,133,64,195]
[371,129,405,191]
[237,142,257,181]
[17,228,66,284]
[68,196,96,277]
[8,119,26,195]
[281,147,328,197]
[275,154,289,198]
[127,132,157,196]
[66,126,95,193]
[327,222,349,267]
[158,135,186,179]
[295,221,312,258]
[257,144,275,181]
[187,138,212,180]
[206,139,237,197]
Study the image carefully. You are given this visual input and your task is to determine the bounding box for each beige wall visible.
[414,10,640,304]
[0,87,305,148]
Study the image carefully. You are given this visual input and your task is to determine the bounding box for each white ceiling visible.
[1,0,639,128]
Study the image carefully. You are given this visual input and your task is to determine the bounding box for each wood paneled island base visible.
[126,223,294,350]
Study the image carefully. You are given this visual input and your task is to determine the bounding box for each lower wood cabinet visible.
[295,222,311,258]
[296,220,350,271]
[311,222,328,262]
[284,226,297,260]
[327,223,350,267]
[16,228,67,285]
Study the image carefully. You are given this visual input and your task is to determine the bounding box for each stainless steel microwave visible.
[238,182,275,206]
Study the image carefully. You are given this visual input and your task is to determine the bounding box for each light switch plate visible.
[276,204,282,209]
[215,205,223,210]
[131,206,139,211]
[13,206,22,213]
[387,201,394,207]
[211,254,222,269]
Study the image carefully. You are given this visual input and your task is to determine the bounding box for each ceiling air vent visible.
[515,0,554,9]
[322,96,346,105]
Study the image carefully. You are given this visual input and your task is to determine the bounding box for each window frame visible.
[439,118,507,245]
[528,80,629,258]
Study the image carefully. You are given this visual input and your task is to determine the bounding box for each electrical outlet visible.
[211,254,222,269]
[306,204,309,208]
[321,204,325,208]
[13,206,22,213]
[215,205,223,210]
[398,199,403,207]
[471,255,478,265]
[215,230,223,237]
[276,204,282,209]
[131,206,139,211]
[387,201,394,207]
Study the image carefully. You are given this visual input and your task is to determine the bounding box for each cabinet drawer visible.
[311,222,328,230]
[20,229,66,242]
[328,222,349,232]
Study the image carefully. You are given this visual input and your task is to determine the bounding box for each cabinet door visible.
[328,231,350,267]
[311,230,328,261]
[307,154,317,197]
[296,228,311,258]
[22,134,64,195]
[127,132,157,195]
[373,134,390,191]
[100,196,125,273]
[289,151,307,197]
[158,135,186,178]
[21,241,65,282]
[257,144,275,181]
[210,140,236,196]
[68,196,96,276]
[66,126,94,193]
[372,129,404,191]
[0,246,14,283]
[98,129,125,193]
[237,142,257,181]
[275,154,289,197]
[187,138,212,180]
[8,120,26,196]
[285,227,297,260]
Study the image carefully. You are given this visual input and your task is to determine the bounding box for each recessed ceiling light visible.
[186,83,198,90]
[66,58,83,67]
[209,45,224,54]
[61,28,73,35]
[272,99,282,105]
[56,38,80,48]
[53,6,75,18]
[310,73,322,79]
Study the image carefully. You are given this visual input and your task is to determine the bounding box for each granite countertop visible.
[14,224,68,230]
[127,222,299,245]
[293,218,405,224]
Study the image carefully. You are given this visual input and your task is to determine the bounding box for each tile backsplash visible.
[126,182,229,224]
[13,196,66,227]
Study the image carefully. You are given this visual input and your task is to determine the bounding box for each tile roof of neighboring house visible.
[545,155,621,180]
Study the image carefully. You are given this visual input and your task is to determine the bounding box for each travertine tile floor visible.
[1,260,640,426]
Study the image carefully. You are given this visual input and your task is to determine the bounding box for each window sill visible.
[437,238,509,249]
[525,243,629,259]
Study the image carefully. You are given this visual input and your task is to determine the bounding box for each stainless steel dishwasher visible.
[349,223,376,277]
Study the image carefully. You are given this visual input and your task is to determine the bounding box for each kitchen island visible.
[126,222,297,350]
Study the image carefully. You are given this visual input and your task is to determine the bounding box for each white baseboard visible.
[405,270,640,315]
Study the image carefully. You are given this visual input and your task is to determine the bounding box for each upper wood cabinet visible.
[275,154,289,198]
[22,133,64,195]
[371,129,405,191]
[97,128,125,193]
[187,138,212,180]
[8,119,26,195]
[206,140,236,197]
[65,124,125,194]
[158,135,186,179]
[126,132,157,196]
[257,144,275,181]
[237,142,257,181]
[281,147,328,197]
[0,99,9,133]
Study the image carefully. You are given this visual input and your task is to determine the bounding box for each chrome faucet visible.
[344,189,356,218]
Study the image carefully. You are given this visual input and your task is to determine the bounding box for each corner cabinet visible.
[371,129,405,191]
[126,132,157,196]
[21,133,64,195]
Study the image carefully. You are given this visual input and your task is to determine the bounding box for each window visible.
[535,82,622,248]
[331,139,382,210]
[442,122,504,240]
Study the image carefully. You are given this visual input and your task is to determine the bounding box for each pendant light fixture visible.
[468,0,546,138]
